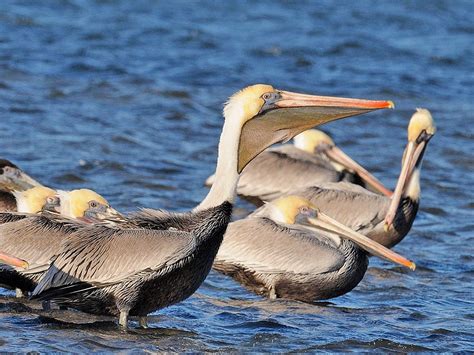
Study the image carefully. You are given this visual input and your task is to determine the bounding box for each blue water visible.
[0,0,473,351]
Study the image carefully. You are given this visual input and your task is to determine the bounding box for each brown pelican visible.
[205,128,392,205]
[0,189,120,297]
[30,84,393,328]
[291,109,435,248]
[0,159,41,211]
[12,186,57,213]
[0,162,113,218]
[214,195,414,301]
[10,186,118,220]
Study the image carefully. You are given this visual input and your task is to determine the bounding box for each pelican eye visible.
[259,92,282,115]
[299,206,312,216]
[261,92,280,102]
[89,200,99,208]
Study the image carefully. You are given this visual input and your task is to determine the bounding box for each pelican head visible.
[408,108,436,142]
[58,189,123,221]
[198,84,394,211]
[0,159,41,192]
[293,129,393,197]
[42,195,61,214]
[226,84,394,173]
[384,109,436,229]
[268,195,319,224]
[13,186,57,214]
[265,195,415,270]
[293,129,335,153]
[82,199,126,223]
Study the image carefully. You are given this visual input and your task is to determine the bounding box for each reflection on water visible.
[0,0,473,352]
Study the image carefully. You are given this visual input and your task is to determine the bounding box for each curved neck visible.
[195,117,242,211]
[403,166,421,202]
[12,191,31,213]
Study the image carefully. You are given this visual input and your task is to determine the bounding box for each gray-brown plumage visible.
[213,196,414,302]
[32,203,232,325]
[292,182,417,249]
[31,84,393,328]
[290,109,436,248]
[0,159,41,211]
[0,190,120,296]
[0,213,84,294]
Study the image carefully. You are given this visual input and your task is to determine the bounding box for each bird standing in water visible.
[31,84,393,328]
[290,109,435,248]
[0,189,121,297]
[214,195,414,301]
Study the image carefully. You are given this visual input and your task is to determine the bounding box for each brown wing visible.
[292,182,390,233]
[236,146,342,202]
[216,218,344,275]
[32,225,196,298]
[0,215,81,271]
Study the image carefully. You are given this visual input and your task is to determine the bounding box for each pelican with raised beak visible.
[31,84,393,328]
[291,109,435,248]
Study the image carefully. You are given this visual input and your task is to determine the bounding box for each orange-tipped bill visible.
[277,91,395,111]
[0,251,29,269]
[324,145,393,197]
[305,212,416,270]
[239,90,395,173]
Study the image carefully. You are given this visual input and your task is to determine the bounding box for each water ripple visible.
[0,0,472,352]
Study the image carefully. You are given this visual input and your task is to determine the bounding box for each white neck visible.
[12,191,31,213]
[403,167,421,202]
[57,190,72,217]
[293,135,310,152]
[195,114,242,211]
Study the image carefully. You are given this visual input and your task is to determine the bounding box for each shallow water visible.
[0,0,473,352]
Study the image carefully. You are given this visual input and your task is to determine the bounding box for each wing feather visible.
[216,218,344,275]
[32,226,195,297]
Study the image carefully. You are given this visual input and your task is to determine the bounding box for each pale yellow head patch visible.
[15,186,56,213]
[293,129,334,153]
[270,195,316,224]
[408,108,436,142]
[68,189,109,218]
[223,84,275,124]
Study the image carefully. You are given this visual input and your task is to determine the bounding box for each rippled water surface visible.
[0,0,473,352]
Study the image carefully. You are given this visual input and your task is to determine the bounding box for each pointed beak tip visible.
[409,262,416,271]
[21,261,29,269]
[383,222,391,232]
[387,101,395,109]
